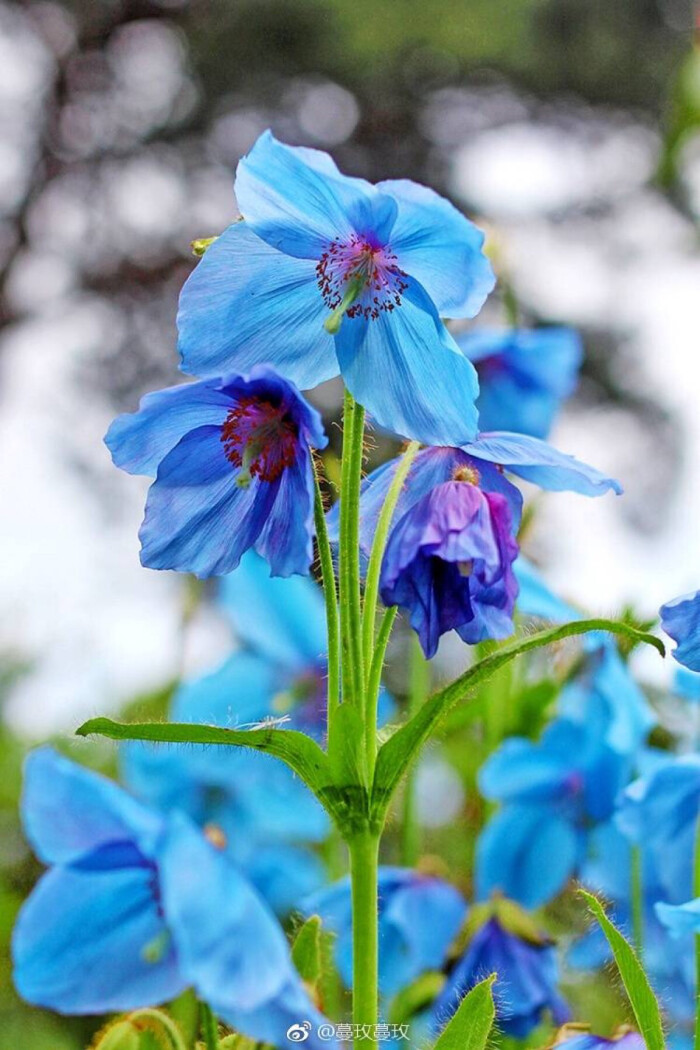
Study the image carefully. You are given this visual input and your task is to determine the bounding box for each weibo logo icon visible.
[287,1022,312,1042]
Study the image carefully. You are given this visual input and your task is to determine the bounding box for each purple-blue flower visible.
[302,868,467,998]
[177,131,496,446]
[380,478,519,658]
[13,749,333,1049]
[660,590,700,672]
[431,914,569,1038]
[105,366,327,578]
[476,718,631,908]
[457,327,583,438]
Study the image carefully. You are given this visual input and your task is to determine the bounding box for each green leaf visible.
[292,915,323,985]
[387,972,445,1025]
[77,717,332,807]
[432,974,496,1050]
[581,890,664,1050]
[371,619,664,820]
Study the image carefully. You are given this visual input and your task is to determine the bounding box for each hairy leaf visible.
[433,974,496,1050]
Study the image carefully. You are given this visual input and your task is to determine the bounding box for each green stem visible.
[694,813,700,1050]
[313,462,340,721]
[365,607,398,772]
[349,831,380,1050]
[401,636,430,866]
[338,390,365,709]
[199,1002,219,1050]
[630,844,644,961]
[361,441,420,677]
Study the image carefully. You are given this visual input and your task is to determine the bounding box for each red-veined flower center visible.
[316,235,408,320]
[220,397,298,485]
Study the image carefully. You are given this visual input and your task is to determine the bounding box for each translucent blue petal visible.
[656,899,700,938]
[22,748,162,866]
[236,130,392,260]
[219,552,328,671]
[479,737,571,803]
[458,327,582,438]
[476,805,581,907]
[139,426,280,578]
[254,444,316,577]
[675,666,700,702]
[105,379,231,477]
[13,865,184,1013]
[334,280,480,445]
[172,650,279,725]
[464,432,623,496]
[231,842,326,916]
[515,557,580,622]
[660,590,700,671]
[177,222,338,387]
[378,178,495,318]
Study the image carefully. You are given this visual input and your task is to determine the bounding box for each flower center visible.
[220,398,298,486]
[453,464,481,485]
[316,235,408,324]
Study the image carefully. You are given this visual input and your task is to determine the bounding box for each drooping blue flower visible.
[13,749,334,1049]
[105,366,327,578]
[456,327,583,438]
[177,131,496,446]
[660,591,700,672]
[431,915,569,1038]
[476,718,631,907]
[302,867,467,998]
[616,755,700,904]
[379,478,519,658]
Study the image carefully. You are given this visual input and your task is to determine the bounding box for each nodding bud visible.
[91,1010,187,1050]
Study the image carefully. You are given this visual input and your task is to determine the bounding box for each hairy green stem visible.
[313,462,340,720]
[630,844,644,961]
[361,441,420,676]
[199,1002,219,1050]
[365,607,398,772]
[349,831,380,1050]
[401,637,430,866]
[338,390,365,708]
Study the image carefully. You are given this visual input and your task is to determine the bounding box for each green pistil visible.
[235,442,259,488]
[323,276,365,334]
[141,929,170,964]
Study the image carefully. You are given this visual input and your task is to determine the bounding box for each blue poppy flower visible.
[302,868,467,998]
[379,478,519,658]
[675,666,700,702]
[431,915,569,1038]
[515,557,580,622]
[456,327,583,438]
[105,366,327,578]
[476,719,631,907]
[616,755,700,904]
[177,131,496,446]
[660,591,700,671]
[13,749,334,1049]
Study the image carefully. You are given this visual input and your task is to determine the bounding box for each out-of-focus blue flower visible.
[178,131,495,446]
[379,478,519,658]
[675,667,700,702]
[13,749,333,1049]
[476,719,630,907]
[551,1031,645,1050]
[457,327,583,438]
[661,591,700,672]
[302,868,467,998]
[431,915,568,1038]
[617,755,700,904]
[105,367,327,578]
[656,898,700,937]
[515,557,579,622]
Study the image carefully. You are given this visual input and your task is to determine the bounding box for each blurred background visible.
[0,0,699,1042]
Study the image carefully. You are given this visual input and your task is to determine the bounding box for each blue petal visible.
[464,432,623,496]
[378,178,495,318]
[476,804,580,907]
[660,591,700,672]
[675,666,700,702]
[105,379,231,477]
[335,284,479,445]
[13,865,184,1013]
[655,899,700,938]
[236,130,393,260]
[139,426,280,578]
[479,736,571,803]
[159,816,334,1048]
[254,443,316,577]
[177,222,338,387]
[219,552,327,671]
[172,650,279,726]
[21,748,162,867]
[232,842,326,916]
[515,558,580,622]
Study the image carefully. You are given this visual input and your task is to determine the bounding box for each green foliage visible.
[387,972,445,1025]
[432,974,496,1050]
[581,891,665,1050]
[292,915,324,985]
[90,1010,187,1050]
